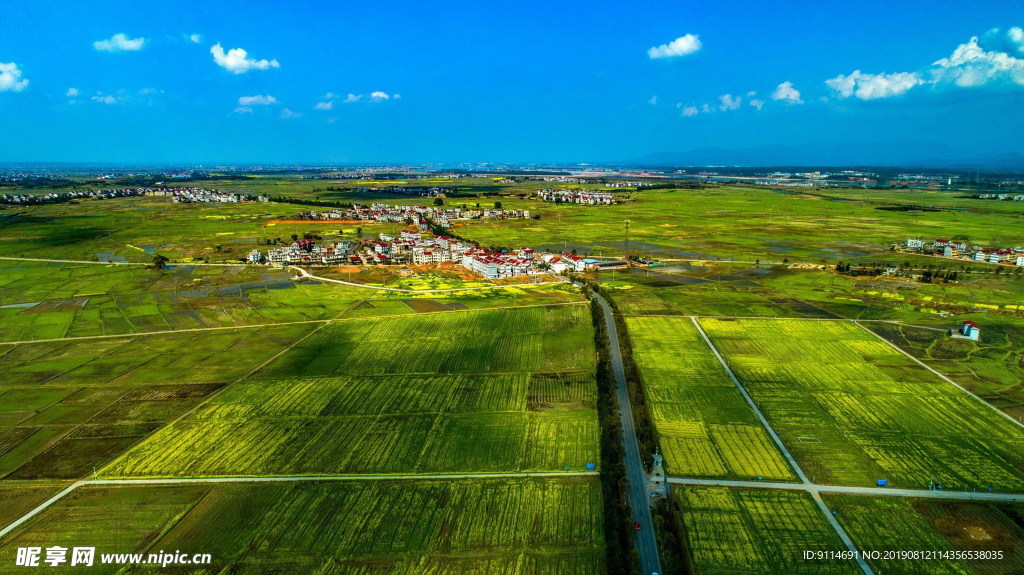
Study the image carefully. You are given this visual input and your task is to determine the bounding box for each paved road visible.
[0,471,598,541]
[667,477,1024,503]
[592,292,662,575]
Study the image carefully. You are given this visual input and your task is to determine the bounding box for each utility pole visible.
[624,219,631,263]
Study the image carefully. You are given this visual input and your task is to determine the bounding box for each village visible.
[0,186,261,206]
[290,203,532,227]
[535,189,618,204]
[252,230,592,279]
[902,237,1024,266]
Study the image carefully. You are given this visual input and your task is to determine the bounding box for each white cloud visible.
[233,107,253,114]
[1010,26,1024,53]
[749,98,765,110]
[211,43,280,74]
[648,95,658,105]
[237,94,277,106]
[189,34,202,44]
[94,33,146,53]
[930,34,1024,87]
[370,91,391,101]
[280,108,301,119]
[771,81,803,103]
[681,106,699,117]
[826,70,922,100]
[65,87,79,97]
[343,93,361,103]
[314,100,333,110]
[718,93,741,111]
[824,28,1024,101]
[91,93,118,105]
[701,103,712,113]
[393,93,401,99]
[0,62,29,92]
[648,34,702,59]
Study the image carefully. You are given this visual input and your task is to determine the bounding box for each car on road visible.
[634,521,641,531]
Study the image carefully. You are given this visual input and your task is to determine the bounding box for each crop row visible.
[0,478,605,574]
[699,318,1024,490]
[625,317,796,481]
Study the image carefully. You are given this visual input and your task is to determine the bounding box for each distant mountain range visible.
[625,143,1024,173]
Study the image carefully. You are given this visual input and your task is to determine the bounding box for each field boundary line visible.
[0,300,589,346]
[0,471,600,541]
[854,320,1024,431]
[667,477,1024,502]
[93,319,334,479]
[88,471,600,485]
[0,481,84,540]
[0,256,243,267]
[690,317,873,575]
[290,266,568,293]
[689,317,808,483]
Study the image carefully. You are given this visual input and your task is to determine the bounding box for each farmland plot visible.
[0,260,370,341]
[825,495,1024,575]
[700,318,1024,490]
[625,317,796,480]
[676,486,860,574]
[0,325,312,480]
[104,306,599,477]
[0,478,605,574]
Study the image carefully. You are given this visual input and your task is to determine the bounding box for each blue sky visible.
[1,0,1022,164]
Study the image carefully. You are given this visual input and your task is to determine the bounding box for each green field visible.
[826,495,1024,575]
[0,324,314,480]
[868,319,1024,420]
[103,305,599,477]
[0,477,605,574]
[675,486,859,574]
[699,318,1024,490]
[625,316,796,481]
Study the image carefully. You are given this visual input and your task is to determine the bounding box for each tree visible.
[291,234,299,242]
[433,197,444,206]
[152,254,169,270]
[356,227,363,237]
[493,201,502,210]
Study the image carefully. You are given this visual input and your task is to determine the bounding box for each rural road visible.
[592,291,663,575]
[666,477,1024,503]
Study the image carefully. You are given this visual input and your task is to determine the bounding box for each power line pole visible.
[624,219,631,263]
